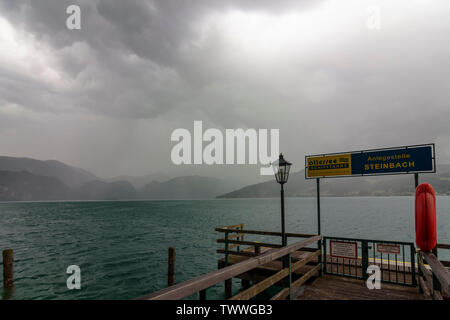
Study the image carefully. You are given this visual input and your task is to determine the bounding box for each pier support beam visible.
[199,289,207,300]
[225,278,232,298]
[3,249,13,288]
[241,279,251,289]
[168,247,176,287]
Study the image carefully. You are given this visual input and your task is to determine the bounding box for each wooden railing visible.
[137,234,322,300]
[216,227,316,259]
[215,226,320,299]
[217,224,245,252]
[418,249,450,300]
[436,243,450,267]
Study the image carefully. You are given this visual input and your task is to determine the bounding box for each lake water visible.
[0,197,449,300]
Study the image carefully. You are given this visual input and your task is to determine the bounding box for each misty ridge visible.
[1,156,450,202]
[0,156,236,201]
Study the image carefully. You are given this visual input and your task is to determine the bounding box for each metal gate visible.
[323,237,417,287]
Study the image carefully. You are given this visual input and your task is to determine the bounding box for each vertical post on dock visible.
[223,231,232,299]
[280,183,289,269]
[224,231,229,266]
[199,289,207,300]
[225,279,232,299]
[288,254,292,300]
[168,247,176,287]
[316,178,322,276]
[3,249,14,288]
[410,245,417,287]
[316,178,321,236]
[362,241,369,280]
[280,183,286,247]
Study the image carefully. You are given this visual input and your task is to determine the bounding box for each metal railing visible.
[323,236,417,286]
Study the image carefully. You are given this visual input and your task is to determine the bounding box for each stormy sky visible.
[1,0,450,184]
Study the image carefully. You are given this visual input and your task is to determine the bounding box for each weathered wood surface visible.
[219,247,318,273]
[168,247,175,287]
[217,239,283,249]
[2,249,14,288]
[217,249,258,258]
[215,228,315,239]
[298,275,424,300]
[271,264,321,300]
[138,235,321,300]
[418,276,432,300]
[437,243,450,250]
[218,223,244,230]
[217,224,245,251]
[421,251,450,294]
[229,251,320,300]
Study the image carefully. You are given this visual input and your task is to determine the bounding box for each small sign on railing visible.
[330,240,358,260]
[376,243,401,255]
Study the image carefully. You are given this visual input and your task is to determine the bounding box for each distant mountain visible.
[76,180,138,200]
[0,170,139,201]
[218,165,450,198]
[3,155,448,201]
[140,175,235,199]
[0,156,97,188]
[0,156,238,200]
[105,173,172,189]
[0,170,71,201]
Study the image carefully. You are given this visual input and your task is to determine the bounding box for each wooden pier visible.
[138,224,450,301]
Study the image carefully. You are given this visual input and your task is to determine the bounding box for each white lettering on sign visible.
[376,244,401,255]
[330,240,357,260]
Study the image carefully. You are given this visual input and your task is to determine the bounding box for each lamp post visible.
[274,153,292,247]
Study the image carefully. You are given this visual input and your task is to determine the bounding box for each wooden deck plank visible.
[297,275,423,300]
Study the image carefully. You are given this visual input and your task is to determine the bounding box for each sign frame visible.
[376,243,401,255]
[329,240,358,260]
[305,143,435,179]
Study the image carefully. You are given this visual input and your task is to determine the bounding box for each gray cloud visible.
[0,0,450,182]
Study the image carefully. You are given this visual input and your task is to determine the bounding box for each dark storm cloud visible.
[0,0,321,119]
[1,0,450,179]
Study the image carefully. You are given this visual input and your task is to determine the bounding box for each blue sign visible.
[306,144,435,178]
[351,145,434,175]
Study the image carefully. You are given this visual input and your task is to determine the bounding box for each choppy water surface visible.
[0,197,449,300]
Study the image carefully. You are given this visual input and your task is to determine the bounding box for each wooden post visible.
[241,279,250,289]
[431,247,441,293]
[3,249,13,288]
[225,279,232,299]
[168,247,175,287]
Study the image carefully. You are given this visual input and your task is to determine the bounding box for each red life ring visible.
[415,183,437,252]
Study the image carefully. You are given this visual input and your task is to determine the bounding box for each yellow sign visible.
[306,154,352,178]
